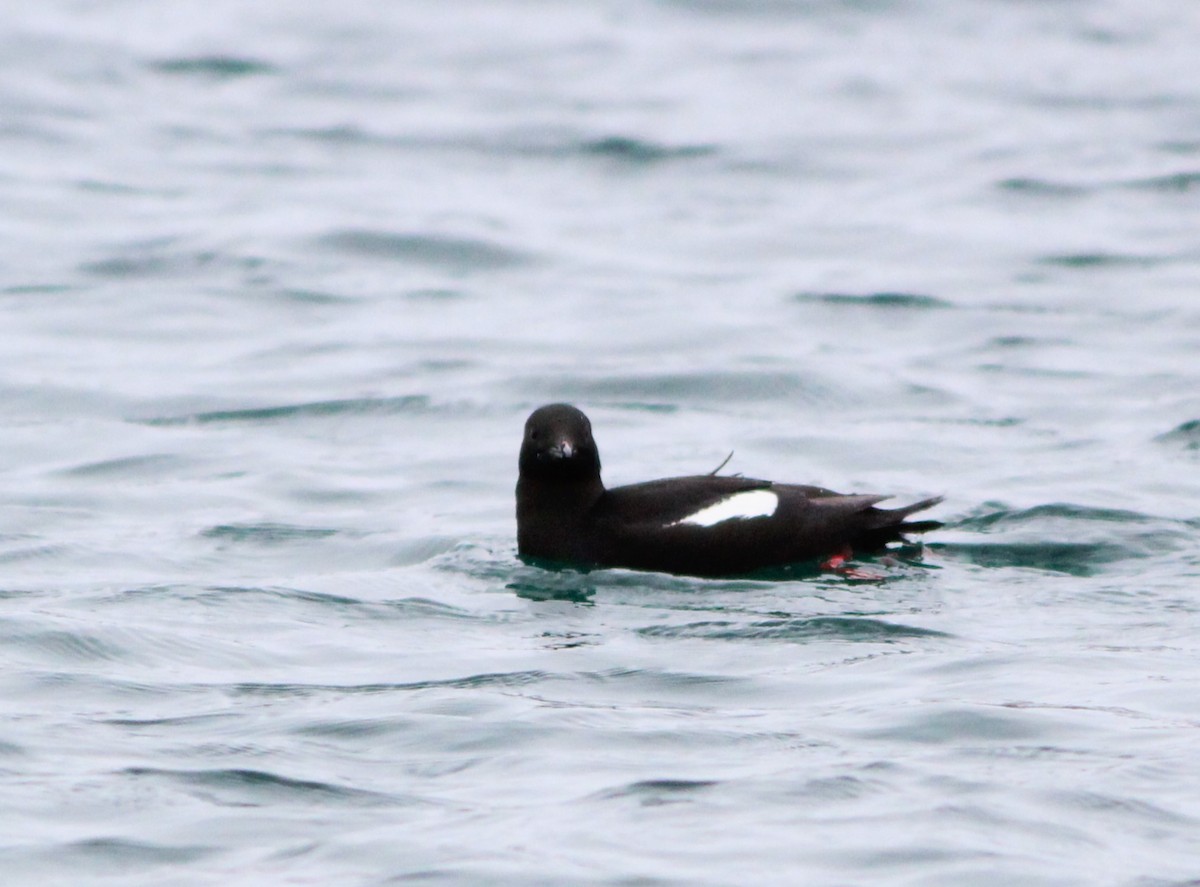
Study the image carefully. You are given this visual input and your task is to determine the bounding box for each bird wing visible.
[595,474,776,527]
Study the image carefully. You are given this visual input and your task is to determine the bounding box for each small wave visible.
[1036,252,1165,269]
[54,837,214,866]
[792,774,880,801]
[999,172,1200,198]
[163,585,473,620]
[201,523,340,545]
[138,394,429,426]
[0,542,74,565]
[1047,789,1194,826]
[593,778,719,804]
[1,283,77,295]
[273,287,359,304]
[58,453,187,479]
[534,370,837,405]
[100,712,238,729]
[579,136,717,164]
[638,617,949,642]
[936,502,1189,575]
[796,292,952,309]
[317,230,530,271]
[864,706,1045,744]
[503,555,787,600]
[1155,419,1200,451]
[199,584,363,605]
[78,249,266,280]
[290,716,417,739]
[3,627,128,663]
[933,541,1137,576]
[391,537,464,568]
[1121,171,1200,193]
[996,177,1090,197]
[148,56,277,79]
[956,503,1160,529]
[265,127,716,167]
[124,766,405,807]
[230,670,551,698]
[508,579,597,604]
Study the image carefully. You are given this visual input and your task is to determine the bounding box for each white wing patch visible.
[667,489,779,528]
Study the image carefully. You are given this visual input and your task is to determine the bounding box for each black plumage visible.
[516,403,941,577]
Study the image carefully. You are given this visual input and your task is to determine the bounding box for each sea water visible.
[2,1,1199,884]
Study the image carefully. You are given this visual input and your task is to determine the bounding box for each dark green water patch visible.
[593,778,719,805]
[1036,252,1164,269]
[996,177,1090,197]
[579,136,717,164]
[509,579,597,604]
[274,287,359,305]
[506,557,800,599]
[0,283,77,296]
[1121,171,1200,192]
[796,292,951,309]
[931,541,1138,576]
[405,287,470,301]
[149,56,278,79]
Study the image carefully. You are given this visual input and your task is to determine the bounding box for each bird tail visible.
[864,495,944,539]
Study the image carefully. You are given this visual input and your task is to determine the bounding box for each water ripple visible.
[124,766,409,807]
[229,670,552,698]
[637,617,949,642]
[148,56,278,79]
[579,136,717,164]
[593,778,719,804]
[937,503,1193,575]
[1156,419,1200,451]
[538,370,838,405]
[317,230,530,271]
[201,523,340,545]
[58,453,189,479]
[796,292,952,309]
[137,394,430,425]
[47,838,214,868]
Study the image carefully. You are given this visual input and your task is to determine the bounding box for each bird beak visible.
[547,440,574,459]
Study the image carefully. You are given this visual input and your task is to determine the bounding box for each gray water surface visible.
[3,1,1200,884]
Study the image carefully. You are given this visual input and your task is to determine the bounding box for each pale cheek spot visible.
[668,490,779,528]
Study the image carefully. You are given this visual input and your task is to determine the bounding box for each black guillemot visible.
[515,403,942,577]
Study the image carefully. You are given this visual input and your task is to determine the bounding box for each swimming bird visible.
[516,403,941,577]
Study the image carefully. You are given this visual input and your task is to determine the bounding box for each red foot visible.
[820,546,885,580]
